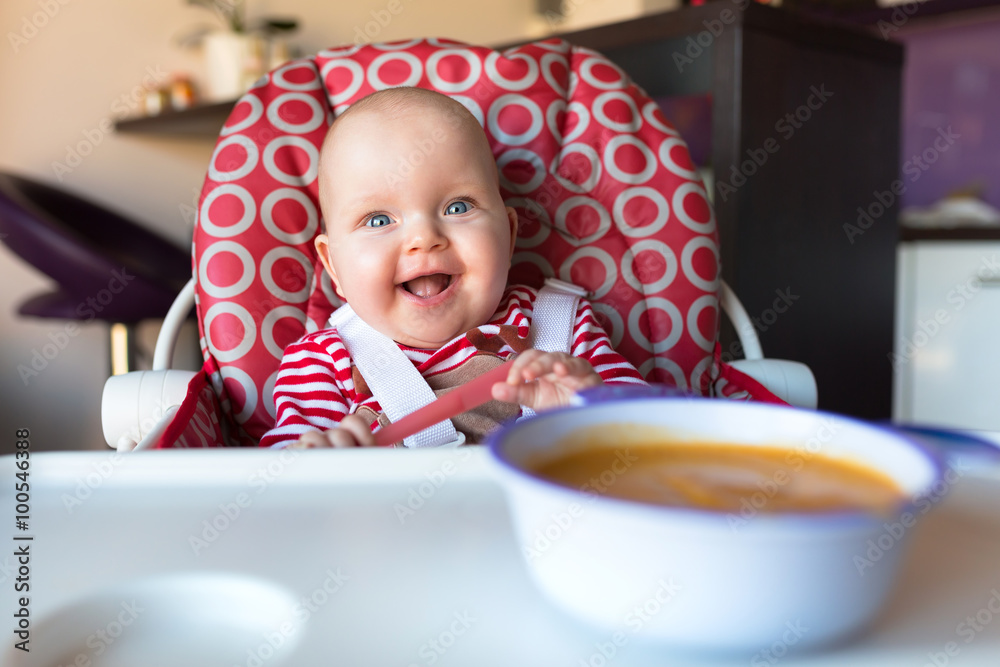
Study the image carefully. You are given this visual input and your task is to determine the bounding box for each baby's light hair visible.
[333,86,476,127]
[317,87,495,229]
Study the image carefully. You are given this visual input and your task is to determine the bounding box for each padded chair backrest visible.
[193,38,720,444]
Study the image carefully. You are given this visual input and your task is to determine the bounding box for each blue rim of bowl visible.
[884,422,1000,465]
[487,391,948,532]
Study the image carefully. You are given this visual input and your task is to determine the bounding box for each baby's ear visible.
[314,234,345,299]
[505,206,518,259]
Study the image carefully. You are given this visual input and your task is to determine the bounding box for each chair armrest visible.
[153,277,196,370]
[728,359,818,409]
[101,279,198,451]
[719,280,763,360]
[720,280,817,408]
[101,369,196,451]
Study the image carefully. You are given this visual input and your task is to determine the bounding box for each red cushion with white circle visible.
[191,38,722,444]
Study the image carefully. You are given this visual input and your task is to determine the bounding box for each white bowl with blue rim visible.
[487,386,949,652]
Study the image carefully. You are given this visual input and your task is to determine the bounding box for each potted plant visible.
[183,0,298,102]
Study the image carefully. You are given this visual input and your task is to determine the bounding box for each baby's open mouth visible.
[401,273,454,299]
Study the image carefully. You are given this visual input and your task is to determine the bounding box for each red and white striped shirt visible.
[259,285,646,448]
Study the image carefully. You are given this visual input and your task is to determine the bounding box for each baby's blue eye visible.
[446,201,470,215]
[366,214,392,228]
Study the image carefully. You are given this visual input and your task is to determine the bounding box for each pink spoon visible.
[373,359,517,447]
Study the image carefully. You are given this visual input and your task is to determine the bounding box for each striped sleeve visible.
[571,299,647,386]
[258,332,353,448]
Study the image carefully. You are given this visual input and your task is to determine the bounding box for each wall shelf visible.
[114,100,236,137]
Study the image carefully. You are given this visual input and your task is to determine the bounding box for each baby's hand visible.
[288,414,377,448]
[491,350,602,412]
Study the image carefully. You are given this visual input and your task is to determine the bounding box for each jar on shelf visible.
[143,87,169,116]
[170,76,196,111]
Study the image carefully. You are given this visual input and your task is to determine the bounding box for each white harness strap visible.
[329,304,462,448]
[530,278,587,354]
[329,279,587,446]
[519,278,588,421]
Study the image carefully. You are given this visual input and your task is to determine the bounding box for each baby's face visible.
[316,101,517,349]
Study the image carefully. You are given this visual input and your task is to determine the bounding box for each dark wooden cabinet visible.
[555,4,903,419]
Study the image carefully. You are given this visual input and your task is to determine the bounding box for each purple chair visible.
[0,171,190,371]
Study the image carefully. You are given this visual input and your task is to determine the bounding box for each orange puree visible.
[532,439,904,514]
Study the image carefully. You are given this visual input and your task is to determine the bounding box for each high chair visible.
[101,38,816,451]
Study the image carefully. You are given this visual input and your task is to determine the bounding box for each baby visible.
[260,87,646,449]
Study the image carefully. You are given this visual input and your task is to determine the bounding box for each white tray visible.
[3,447,1000,667]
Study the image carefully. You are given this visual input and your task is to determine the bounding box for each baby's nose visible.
[405,215,448,252]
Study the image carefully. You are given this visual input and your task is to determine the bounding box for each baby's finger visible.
[491,380,520,403]
[292,430,332,449]
[340,414,377,447]
[506,349,543,384]
[552,355,596,379]
[325,428,361,448]
[509,380,544,410]
[522,351,574,381]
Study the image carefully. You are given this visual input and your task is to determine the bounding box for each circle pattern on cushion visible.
[194,38,719,441]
